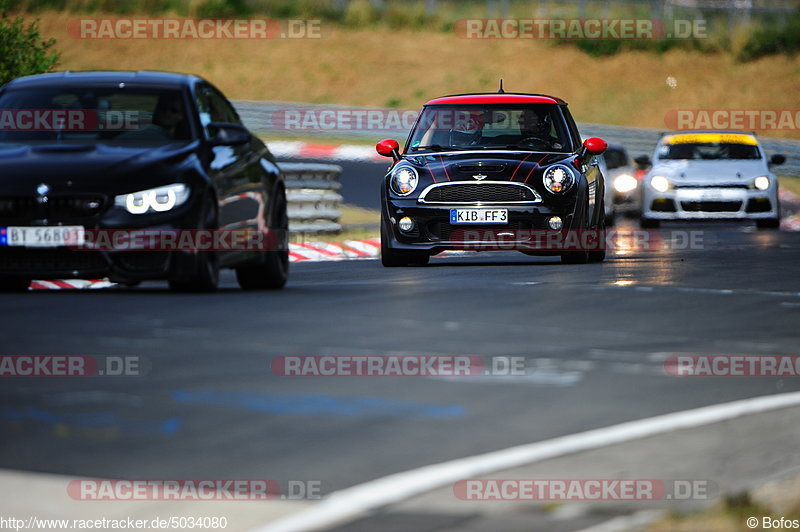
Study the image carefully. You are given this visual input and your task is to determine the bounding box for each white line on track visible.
[254,391,800,532]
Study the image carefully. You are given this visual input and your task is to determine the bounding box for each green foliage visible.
[196,0,253,19]
[737,13,800,62]
[560,36,718,58]
[0,7,60,87]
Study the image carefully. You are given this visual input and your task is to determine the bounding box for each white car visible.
[639,131,784,229]
[599,144,640,221]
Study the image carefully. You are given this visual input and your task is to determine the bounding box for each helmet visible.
[449,111,484,146]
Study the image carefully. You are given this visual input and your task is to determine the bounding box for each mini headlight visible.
[754,176,770,191]
[114,183,190,215]
[650,175,671,193]
[613,174,638,194]
[543,165,574,194]
[390,166,419,196]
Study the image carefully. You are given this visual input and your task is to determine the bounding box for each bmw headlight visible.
[613,174,638,194]
[390,166,419,196]
[753,176,770,191]
[543,165,574,194]
[650,175,671,193]
[114,183,190,215]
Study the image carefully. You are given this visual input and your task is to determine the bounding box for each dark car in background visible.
[376,92,608,266]
[0,71,289,292]
[601,143,641,219]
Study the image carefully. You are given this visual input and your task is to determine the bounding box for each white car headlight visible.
[390,166,418,196]
[613,174,638,194]
[753,176,770,191]
[650,175,671,193]
[114,183,190,214]
[543,165,574,194]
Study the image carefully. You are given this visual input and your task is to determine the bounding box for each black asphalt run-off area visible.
[1,217,798,496]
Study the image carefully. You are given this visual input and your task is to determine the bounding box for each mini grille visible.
[422,184,536,203]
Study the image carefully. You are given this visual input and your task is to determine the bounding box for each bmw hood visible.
[649,160,769,186]
[0,141,200,195]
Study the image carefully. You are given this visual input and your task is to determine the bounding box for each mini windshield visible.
[0,87,192,143]
[408,104,572,153]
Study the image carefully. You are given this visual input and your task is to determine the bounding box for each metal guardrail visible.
[279,162,343,234]
[235,100,800,178]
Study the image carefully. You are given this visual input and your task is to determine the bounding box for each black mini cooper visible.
[377,92,608,267]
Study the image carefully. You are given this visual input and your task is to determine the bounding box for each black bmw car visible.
[377,92,608,266]
[0,71,288,291]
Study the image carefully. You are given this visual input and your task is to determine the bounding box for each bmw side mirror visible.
[770,154,786,166]
[376,139,400,162]
[209,122,251,146]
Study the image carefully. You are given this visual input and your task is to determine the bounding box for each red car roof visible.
[424,93,565,106]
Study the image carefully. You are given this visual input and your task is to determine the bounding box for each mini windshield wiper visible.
[411,144,447,151]
[503,145,549,151]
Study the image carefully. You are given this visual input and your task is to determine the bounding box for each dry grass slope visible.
[25,12,800,139]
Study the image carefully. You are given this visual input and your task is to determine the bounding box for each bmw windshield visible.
[407,104,573,153]
[0,87,193,144]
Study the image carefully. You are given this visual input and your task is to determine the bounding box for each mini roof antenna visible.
[498,79,505,94]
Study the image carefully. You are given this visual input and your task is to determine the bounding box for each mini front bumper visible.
[384,197,580,253]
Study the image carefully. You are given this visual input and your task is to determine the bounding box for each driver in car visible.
[518,108,562,149]
[448,110,485,147]
[117,94,187,140]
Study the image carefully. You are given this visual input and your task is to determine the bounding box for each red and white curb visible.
[26,240,382,289]
[289,239,380,262]
[779,189,800,231]
[30,279,115,290]
[268,141,384,162]
[779,188,800,205]
[783,215,800,231]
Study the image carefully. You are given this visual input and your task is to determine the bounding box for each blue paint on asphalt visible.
[171,390,464,419]
[0,406,182,435]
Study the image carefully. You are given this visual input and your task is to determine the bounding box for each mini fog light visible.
[398,217,415,232]
[548,216,563,230]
